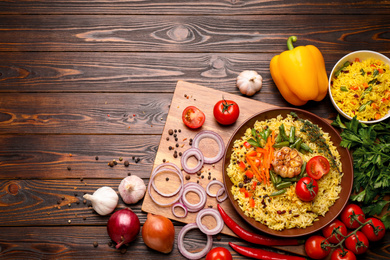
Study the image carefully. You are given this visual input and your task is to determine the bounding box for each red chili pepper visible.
[217,204,303,246]
[229,242,306,260]
[244,141,251,148]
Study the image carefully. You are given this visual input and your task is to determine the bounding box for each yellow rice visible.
[330,58,390,121]
[226,114,343,231]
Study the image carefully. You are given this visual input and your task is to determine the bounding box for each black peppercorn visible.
[168,129,173,135]
[124,161,130,167]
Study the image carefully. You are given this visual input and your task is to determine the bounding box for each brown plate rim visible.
[222,107,353,237]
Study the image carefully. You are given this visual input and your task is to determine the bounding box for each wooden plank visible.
[0,135,158,179]
[0,179,145,226]
[0,93,338,135]
[2,52,389,94]
[1,0,390,15]
[0,93,171,134]
[0,15,389,52]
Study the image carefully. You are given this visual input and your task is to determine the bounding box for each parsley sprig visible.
[332,115,390,228]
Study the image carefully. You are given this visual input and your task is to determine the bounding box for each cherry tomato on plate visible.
[205,247,233,260]
[345,231,369,255]
[331,248,356,260]
[305,235,331,259]
[182,106,205,129]
[361,217,386,242]
[306,155,330,179]
[213,99,239,125]
[322,219,348,244]
[295,177,318,202]
[340,204,365,229]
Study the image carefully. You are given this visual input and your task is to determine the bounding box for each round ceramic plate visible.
[222,107,353,237]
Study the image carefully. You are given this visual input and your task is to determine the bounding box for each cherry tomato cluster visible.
[305,204,386,260]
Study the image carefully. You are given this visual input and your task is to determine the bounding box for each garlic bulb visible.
[83,186,118,216]
[118,175,146,204]
[236,70,263,96]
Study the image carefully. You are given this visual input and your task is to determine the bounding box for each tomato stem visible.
[323,218,372,250]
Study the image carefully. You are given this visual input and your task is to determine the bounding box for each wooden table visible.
[0,1,389,259]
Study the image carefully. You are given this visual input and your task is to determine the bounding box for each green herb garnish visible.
[331,115,390,229]
[290,112,339,172]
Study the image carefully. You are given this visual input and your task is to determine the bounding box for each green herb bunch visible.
[332,115,390,228]
[290,112,340,173]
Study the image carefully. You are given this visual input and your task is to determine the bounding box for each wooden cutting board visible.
[141,80,306,255]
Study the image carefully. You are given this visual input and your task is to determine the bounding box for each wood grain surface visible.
[1,1,390,259]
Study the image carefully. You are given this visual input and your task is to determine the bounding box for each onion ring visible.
[192,130,225,164]
[182,182,207,213]
[206,180,224,197]
[181,147,204,174]
[148,163,183,207]
[151,167,183,197]
[171,203,188,218]
[216,187,227,202]
[196,208,224,236]
[177,223,213,260]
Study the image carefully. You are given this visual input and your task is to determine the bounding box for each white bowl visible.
[328,50,390,124]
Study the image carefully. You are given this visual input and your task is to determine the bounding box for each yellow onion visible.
[142,213,175,253]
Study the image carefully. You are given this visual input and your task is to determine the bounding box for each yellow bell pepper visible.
[270,36,328,106]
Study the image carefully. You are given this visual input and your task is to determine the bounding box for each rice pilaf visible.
[226,114,343,231]
[330,58,390,121]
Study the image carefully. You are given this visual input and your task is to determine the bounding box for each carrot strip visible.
[246,156,263,183]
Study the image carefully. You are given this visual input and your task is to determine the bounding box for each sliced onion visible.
[172,203,188,218]
[216,187,227,202]
[181,147,204,174]
[177,223,213,260]
[206,180,224,197]
[148,163,183,207]
[196,208,224,236]
[151,168,183,197]
[182,182,207,213]
[192,130,225,164]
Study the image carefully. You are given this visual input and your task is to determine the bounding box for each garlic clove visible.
[236,70,263,96]
[83,186,119,216]
[118,175,146,204]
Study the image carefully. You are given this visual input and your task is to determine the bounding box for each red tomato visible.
[306,156,330,179]
[322,219,348,244]
[340,204,366,229]
[305,235,331,259]
[331,248,356,260]
[205,247,233,260]
[361,217,386,242]
[345,231,369,255]
[182,106,205,129]
[213,99,239,125]
[295,177,318,202]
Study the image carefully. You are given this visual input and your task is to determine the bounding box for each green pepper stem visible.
[287,36,298,50]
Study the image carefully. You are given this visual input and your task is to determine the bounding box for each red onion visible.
[172,202,188,218]
[196,208,224,236]
[177,223,213,260]
[182,182,207,213]
[107,208,140,249]
[216,187,227,202]
[181,147,204,174]
[148,163,184,206]
[206,180,224,197]
[192,130,225,164]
